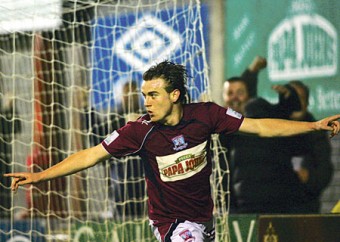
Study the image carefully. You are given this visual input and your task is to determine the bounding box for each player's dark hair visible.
[143,60,189,104]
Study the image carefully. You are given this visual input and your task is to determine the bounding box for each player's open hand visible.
[315,114,340,138]
[3,172,40,193]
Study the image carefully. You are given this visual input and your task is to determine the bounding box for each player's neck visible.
[163,104,183,126]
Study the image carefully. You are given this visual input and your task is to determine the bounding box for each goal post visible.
[0,1,230,241]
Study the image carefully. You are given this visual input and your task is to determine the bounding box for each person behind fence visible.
[220,56,333,214]
[0,93,21,218]
[107,81,146,219]
[272,80,333,213]
[220,56,301,213]
[4,60,340,242]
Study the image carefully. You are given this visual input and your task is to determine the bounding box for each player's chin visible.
[149,115,158,122]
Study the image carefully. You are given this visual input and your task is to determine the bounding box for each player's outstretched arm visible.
[4,144,110,192]
[239,114,340,138]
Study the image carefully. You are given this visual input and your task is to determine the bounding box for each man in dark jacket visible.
[273,81,333,212]
[220,57,332,213]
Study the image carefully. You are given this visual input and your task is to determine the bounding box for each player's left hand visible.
[315,114,340,138]
[3,172,39,193]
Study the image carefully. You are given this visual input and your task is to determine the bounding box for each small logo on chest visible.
[172,135,188,151]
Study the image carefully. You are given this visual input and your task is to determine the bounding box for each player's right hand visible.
[3,172,40,193]
[315,114,340,138]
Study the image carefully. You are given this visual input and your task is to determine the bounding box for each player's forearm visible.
[258,119,316,137]
[37,147,101,182]
[240,114,340,138]
[241,118,316,137]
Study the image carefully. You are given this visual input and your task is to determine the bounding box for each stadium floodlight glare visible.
[0,0,62,34]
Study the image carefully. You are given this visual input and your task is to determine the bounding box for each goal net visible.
[0,0,230,241]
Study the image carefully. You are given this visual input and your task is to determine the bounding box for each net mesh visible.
[0,0,230,241]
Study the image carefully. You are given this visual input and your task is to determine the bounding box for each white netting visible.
[0,0,230,241]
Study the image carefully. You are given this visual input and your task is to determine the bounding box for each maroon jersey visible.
[101,102,243,224]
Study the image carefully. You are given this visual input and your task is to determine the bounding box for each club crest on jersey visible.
[172,135,188,151]
[179,229,195,241]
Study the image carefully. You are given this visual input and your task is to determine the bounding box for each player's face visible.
[141,78,179,125]
[223,81,249,114]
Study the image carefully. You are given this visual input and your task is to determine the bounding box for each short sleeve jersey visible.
[101,102,243,223]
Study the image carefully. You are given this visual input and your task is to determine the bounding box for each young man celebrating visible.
[5,61,340,242]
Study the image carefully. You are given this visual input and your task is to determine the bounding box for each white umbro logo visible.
[114,15,182,71]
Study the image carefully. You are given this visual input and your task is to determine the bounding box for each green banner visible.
[228,214,258,242]
[258,214,340,242]
[225,0,340,119]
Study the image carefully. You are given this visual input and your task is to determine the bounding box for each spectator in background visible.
[220,56,331,213]
[78,85,107,147]
[107,81,146,219]
[75,81,146,219]
[222,56,300,118]
[220,56,299,213]
[273,81,333,212]
[0,93,21,218]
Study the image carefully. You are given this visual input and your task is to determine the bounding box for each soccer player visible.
[4,61,340,242]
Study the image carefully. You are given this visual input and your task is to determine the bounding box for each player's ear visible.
[171,89,180,103]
